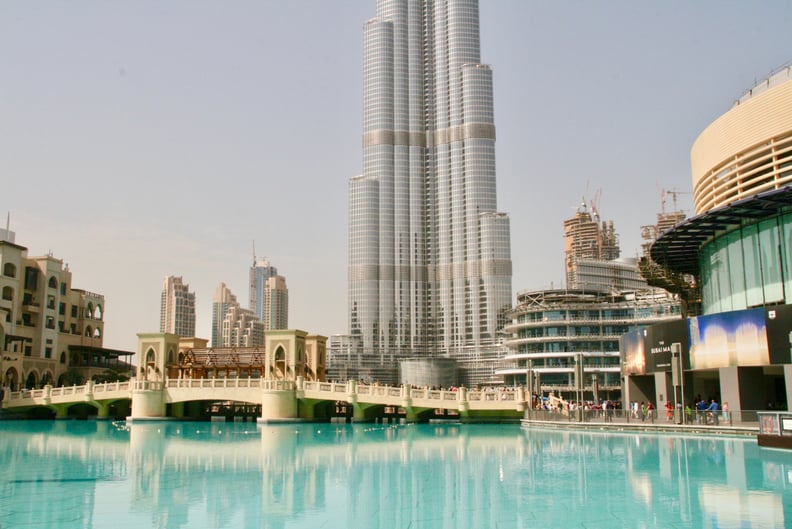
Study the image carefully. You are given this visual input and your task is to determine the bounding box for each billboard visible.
[644,319,689,372]
[766,304,792,365]
[688,307,769,369]
[621,329,646,375]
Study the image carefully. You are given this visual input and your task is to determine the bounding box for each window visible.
[48,276,58,289]
[44,347,52,359]
[3,263,16,278]
[60,283,66,295]
[24,267,38,290]
[71,306,77,317]
[59,302,65,315]
[1,286,12,301]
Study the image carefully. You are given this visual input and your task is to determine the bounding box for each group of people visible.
[692,396,728,425]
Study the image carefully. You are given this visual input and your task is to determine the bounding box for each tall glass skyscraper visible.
[249,257,277,322]
[348,0,512,385]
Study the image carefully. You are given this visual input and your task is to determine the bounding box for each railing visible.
[526,408,761,429]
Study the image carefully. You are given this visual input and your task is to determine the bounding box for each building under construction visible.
[564,200,620,290]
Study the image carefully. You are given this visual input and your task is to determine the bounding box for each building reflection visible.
[0,422,790,528]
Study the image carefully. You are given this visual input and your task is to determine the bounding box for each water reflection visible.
[0,421,790,529]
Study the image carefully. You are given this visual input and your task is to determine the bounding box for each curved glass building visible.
[631,66,792,414]
[349,1,512,385]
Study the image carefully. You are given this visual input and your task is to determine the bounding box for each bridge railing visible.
[165,378,295,391]
[467,389,518,402]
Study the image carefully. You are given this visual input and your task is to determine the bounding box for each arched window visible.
[60,351,66,364]
[86,303,94,320]
[48,276,58,289]
[2,286,12,301]
[85,325,93,337]
[167,350,174,364]
[93,327,101,339]
[3,263,16,278]
[94,305,103,320]
[145,348,156,365]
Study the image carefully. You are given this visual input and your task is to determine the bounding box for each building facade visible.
[221,305,264,348]
[249,257,277,322]
[501,288,680,401]
[564,203,620,289]
[211,283,264,348]
[263,275,288,330]
[0,230,131,390]
[502,197,682,400]
[633,66,792,414]
[160,276,195,338]
[211,282,236,347]
[348,0,512,386]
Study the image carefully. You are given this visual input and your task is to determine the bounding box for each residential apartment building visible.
[0,229,131,390]
[160,276,195,338]
[211,282,264,348]
[262,275,288,330]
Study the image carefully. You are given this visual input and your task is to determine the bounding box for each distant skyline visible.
[2,2,791,355]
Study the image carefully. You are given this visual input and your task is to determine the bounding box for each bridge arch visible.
[25,370,39,389]
[4,367,19,391]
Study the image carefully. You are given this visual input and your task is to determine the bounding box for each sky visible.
[2,1,791,356]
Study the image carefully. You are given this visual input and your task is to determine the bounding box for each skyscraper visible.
[249,256,277,322]
[348,0,512,385]
[160,276,195,338]
[263,275,288,330]
[211,282,237,347]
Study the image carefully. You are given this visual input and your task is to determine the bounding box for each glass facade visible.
[700,212,792,314]
[349,1,512,386]
[500,289,681,395]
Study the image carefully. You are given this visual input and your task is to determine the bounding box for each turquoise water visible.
[0,420,790,529]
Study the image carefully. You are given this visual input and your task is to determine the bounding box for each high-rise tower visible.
[160,276,195,338]
[348,0,512,385]
[249,255,277,322]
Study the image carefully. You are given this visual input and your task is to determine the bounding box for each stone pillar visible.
[258,386,298,422]
[129,380,167,420]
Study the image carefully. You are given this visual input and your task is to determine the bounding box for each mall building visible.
[626,65,792,413]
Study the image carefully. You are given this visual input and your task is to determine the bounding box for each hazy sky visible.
[2,2,791,354]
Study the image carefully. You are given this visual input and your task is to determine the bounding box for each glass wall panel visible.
[743,224,764,307]
[726,230,746,310]
[700,242,717,313]
[714,236,731,312]
[759,218,783,303]
[783,213,792,304]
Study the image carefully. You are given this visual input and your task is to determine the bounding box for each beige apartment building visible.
[0,229,131,390]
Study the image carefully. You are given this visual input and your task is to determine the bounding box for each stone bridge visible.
[1,377,529,422]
